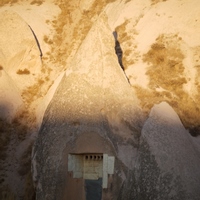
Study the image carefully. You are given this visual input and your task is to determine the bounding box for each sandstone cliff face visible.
[0,0,200,199]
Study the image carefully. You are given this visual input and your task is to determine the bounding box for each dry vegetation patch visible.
[143,34,186,90]
[21,74,52,106]
[43,0,115,68]
[16,68,30,75]
[30,0,44,6]
[0,0,21,7]
[134,34,200,135]
[0,0,44,6]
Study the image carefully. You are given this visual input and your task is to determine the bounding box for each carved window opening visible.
[68,153,115,188]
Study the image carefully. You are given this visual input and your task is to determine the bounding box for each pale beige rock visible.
[0,0,200,199]
[0,0,60,56]
[0,68,23,121]
[0,10,42,92]
[33,12,144,200]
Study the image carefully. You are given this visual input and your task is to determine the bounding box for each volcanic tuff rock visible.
[0,8,43,200]
[0,10,42,93]
[0,0,200,199]
[120,102,200,200]
[33,13,144,200]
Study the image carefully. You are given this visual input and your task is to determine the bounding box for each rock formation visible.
[0,10,42,93]
[120,102,200,199]
[0,69,23,122]
[33,13,144,199]
[0,0,200,199]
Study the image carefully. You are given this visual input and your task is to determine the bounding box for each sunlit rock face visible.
[0,69,23,122]
[0,10,42,93]
[0,10,41,121]
[112,0,200,136]
[33,14,144,200]
[0,0,200,199]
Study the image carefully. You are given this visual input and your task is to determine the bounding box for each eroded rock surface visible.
[0,10,42,92]
[33,14,144,200]
[122,102,200,200]
[0,0,200,199]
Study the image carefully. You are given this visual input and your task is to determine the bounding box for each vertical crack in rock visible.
[113,31,130,84]
[28,25,43,59]
[113,31,124,70]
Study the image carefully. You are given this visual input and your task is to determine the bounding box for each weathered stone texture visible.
[0,10,42,92]
[120,102,200,200]
[33,14,143,200]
